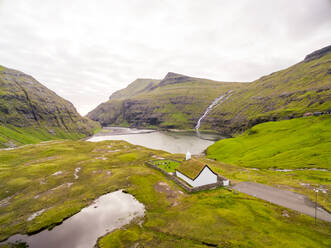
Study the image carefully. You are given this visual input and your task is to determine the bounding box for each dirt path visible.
[232,182,331,222]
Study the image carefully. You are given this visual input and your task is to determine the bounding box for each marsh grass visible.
[0,140,330,248]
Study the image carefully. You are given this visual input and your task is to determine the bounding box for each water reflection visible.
[88,127,223,154]
[2,191,145,248]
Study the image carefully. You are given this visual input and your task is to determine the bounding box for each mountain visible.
[88,45,331,135]
[87,73,244,129]
[202,45,331,134]
[0,65,99,147]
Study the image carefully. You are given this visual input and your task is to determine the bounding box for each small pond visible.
[1,190,145,248]
[88,127,223,154]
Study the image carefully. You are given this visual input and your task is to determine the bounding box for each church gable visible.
[175,163,218,188]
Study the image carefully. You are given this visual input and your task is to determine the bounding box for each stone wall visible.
[145,160,228,193]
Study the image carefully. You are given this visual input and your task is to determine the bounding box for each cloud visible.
[0,0,330,115]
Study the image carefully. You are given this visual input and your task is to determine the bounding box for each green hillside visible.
[206,115,331,211]
[203,46,331,133]
[0,66,99,148]
[109,78,161,100]
[88,72,243,129]
[0,125,87,148]
[206,116,331,169]
[88,45,331,135]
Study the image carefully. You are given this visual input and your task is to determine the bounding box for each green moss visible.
[176,159,206,179]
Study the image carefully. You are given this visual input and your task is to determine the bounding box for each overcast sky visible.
[0,0,330,115]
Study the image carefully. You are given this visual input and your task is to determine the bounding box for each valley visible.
[0,46,330,248]
[88,46,331,136]
[0,139,330,248]
[1,1,330,247]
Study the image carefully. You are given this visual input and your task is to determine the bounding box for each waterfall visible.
[195,91,233,134]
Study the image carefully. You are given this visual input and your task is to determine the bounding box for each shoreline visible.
[90,126,227,140]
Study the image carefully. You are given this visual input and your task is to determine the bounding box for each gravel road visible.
[233,182,331,222]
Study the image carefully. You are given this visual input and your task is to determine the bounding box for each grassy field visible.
[0,140,170,243]
[202,157,331,212]
[207,116,331,169]
[206,116,331,211]
[151,159,181,172]
[0,140,330,248]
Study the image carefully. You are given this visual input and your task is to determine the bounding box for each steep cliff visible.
[88,45,331,135]
[87,73,243,129]
[0,66,99,147]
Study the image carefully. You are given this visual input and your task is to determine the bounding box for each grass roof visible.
[176,159,207,179]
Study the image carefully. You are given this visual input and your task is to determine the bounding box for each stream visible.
[195,90,233,133]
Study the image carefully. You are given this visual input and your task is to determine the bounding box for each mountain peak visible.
[304,45,331,62]
[164,72,187,79]
[159,72,195,87]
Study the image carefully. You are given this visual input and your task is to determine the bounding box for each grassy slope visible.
[0,125,86,148]
[0,141,330,248]
[176,159,205,179]
[0,65,100,148]
[88,74,243,130]
[204,157,331,213]
[88,48,330,135]
[110,79,161,100]
[206,116,331,211]
[206,116,331,169]
[137,80,241,129]
[204,52,331,133]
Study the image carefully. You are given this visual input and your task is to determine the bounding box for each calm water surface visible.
[88,127,222,154]
[2,190,145,248]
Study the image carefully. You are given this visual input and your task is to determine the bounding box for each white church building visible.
[149,153,229,189]
[175,165,219,188]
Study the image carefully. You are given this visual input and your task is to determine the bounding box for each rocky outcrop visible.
[158,72,199,87]
[304,45,331,62]
[0,66,99,136]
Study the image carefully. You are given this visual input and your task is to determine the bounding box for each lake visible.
[87,127,222,154]
[1,190,145,248]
